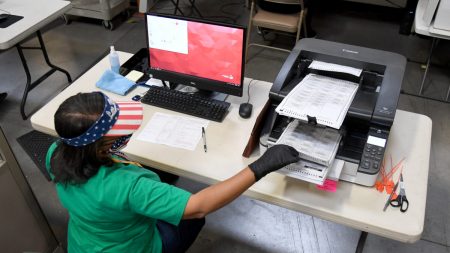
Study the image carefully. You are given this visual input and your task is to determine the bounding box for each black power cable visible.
[246,79,257,103]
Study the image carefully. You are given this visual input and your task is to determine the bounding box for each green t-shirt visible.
[46,143,191,253]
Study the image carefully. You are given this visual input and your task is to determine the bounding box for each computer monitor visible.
[145,12,246,97]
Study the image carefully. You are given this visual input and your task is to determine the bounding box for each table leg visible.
[355,231,368,253]
[140,0,159,13]
[187,0,203,18]
[418,37,438,95]
[170,0,202,17]
[16,30,72,120]
[170,0,185,16]
[446,80,450,101]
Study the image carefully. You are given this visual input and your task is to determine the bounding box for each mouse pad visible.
[0,14,24,28]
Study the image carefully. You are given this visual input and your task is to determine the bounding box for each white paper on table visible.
[145,78,164,87]
[137,112,209,150]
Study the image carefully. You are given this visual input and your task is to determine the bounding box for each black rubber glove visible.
[249,144,300,181]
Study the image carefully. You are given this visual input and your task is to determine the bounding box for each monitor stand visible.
[173,84,228,102]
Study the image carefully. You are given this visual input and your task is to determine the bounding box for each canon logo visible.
[342,49,359,54]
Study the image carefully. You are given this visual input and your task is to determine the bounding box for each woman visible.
[47,91,299,253]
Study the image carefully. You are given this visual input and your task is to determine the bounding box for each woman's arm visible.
[182,145,299,219]
[183,167,255,219]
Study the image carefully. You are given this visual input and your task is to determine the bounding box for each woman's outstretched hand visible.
[248,144,300,181]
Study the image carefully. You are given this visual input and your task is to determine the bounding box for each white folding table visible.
[31,51,432,253]
[0,0,72,119]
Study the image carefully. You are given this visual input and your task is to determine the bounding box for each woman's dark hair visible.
[50,92,113,185]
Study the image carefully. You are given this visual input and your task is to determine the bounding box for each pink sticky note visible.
[316,179,338,192]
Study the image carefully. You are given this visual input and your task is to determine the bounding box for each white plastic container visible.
[109,46,120,73]
[259,133,269,155]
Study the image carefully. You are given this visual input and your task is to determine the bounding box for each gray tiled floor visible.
[0,0,449,252]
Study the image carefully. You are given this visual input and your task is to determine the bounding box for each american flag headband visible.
[60,92,119,147]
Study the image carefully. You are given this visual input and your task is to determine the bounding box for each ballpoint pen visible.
[202,127,207,153]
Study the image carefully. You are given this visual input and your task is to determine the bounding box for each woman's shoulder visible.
[89,163,162,201]
[46,141,59,158]
[45,141,59,178]
[99,161,160,183]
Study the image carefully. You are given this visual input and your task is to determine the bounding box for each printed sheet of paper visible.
[278,156,344,186]
[278,159,329,185]
[308,60,363,77]
[137,112,208,150]
[276,120,341,166]
[275,74,359,129]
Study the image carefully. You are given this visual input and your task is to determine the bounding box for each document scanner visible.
[266,38,406,186]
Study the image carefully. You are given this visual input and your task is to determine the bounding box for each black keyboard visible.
[141,86,230,122]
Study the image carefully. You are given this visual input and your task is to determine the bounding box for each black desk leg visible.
[171,0,202,17]
[355,231,368,253]
[171,0,185,16]
[16,30,72,120]
[187,0,203,18]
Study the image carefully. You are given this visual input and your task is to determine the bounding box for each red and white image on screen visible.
[147,16,244,86]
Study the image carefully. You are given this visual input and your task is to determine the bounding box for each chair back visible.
[245,0,307,61]
[262,0,302,5]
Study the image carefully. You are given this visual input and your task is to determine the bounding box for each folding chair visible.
[246,0,307,61]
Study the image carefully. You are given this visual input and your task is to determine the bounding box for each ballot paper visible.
[275,120,342,185]
[278,158,344,186]
[275,74,359,129]
[276,120,341,167]
[137,112,208,150]
[278,159,328,185]
[308,60,363,77]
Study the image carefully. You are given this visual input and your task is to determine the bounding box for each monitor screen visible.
[145,13,245,96]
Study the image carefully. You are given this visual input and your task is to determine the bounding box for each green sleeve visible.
[45,142,58,180]
[128,176,191,225]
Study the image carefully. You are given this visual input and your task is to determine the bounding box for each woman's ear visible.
[96,145,110,159]
[96,137,117,157]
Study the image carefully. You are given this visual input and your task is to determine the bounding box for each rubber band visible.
[374,156,405,194]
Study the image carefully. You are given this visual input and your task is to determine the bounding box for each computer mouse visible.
[239,103,253,119]
[0,14,9,21]
[131,95,142,101]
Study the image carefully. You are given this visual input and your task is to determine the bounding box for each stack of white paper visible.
[308,60,363,77]
[279,159,329,185]
[275,120,342,185]
[278,158,345,186]
[276,120,341,166]
[275,74,359,129]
